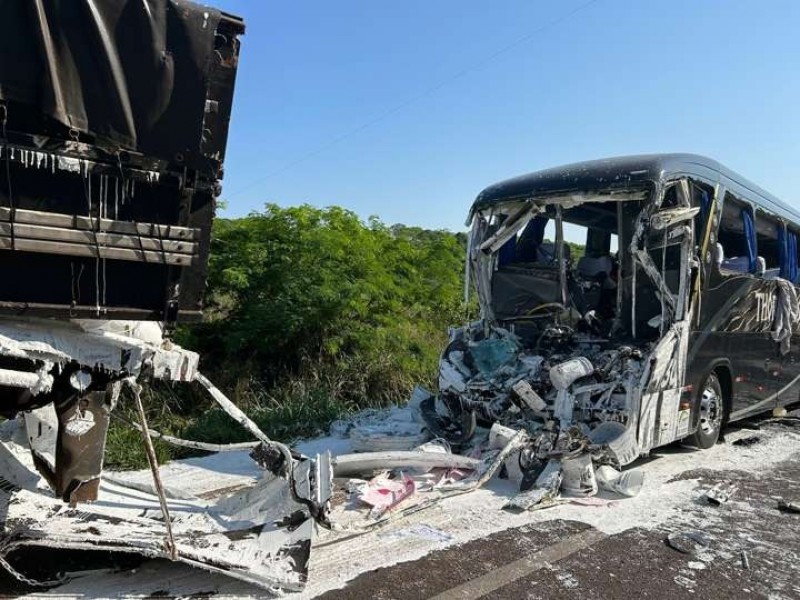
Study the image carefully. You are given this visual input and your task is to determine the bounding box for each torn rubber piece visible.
[732,435,762,447]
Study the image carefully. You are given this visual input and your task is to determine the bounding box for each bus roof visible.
[471,153,800,226]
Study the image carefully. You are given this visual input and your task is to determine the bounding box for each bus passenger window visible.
[716,194,756,275]
[755,211,782,279]
[690,181,715,241]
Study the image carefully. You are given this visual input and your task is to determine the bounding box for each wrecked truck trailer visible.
[0,1,332,591]
[432,154,800,481]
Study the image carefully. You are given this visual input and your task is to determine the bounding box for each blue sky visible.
[213,0,800,232]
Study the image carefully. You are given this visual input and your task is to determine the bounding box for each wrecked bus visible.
[434,154,800,472]
[0,1,332,592]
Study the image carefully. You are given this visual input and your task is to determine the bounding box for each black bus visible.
[447,153,799,457]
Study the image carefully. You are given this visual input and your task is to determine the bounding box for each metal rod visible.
[464,216,473,310]
[195,372,295,477]
[129,381,178,560]
[114,413,259,452]
[631,259,637,339]
[555,205,567,306]
[660,229,667,336]
[614,201,624,333]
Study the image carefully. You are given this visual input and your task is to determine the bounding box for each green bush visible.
[107,204,471,468]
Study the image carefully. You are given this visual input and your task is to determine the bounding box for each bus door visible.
[634,181,696,451]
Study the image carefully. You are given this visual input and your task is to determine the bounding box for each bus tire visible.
[690,372,725,449]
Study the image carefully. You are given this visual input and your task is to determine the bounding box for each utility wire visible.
[228,0,601,197]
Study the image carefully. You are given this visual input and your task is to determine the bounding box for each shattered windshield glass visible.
[468,189,652,339]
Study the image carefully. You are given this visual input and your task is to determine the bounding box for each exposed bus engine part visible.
[434,322,645,463]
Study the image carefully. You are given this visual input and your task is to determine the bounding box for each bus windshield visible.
[466,183,696,347]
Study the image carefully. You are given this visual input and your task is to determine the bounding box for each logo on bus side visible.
[754,289,777,325]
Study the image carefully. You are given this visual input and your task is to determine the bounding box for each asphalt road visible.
[3,415,799,599]
[318,420,800,600]
[319,457,800,599]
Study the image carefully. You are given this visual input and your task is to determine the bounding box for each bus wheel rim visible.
[699,384,721,435]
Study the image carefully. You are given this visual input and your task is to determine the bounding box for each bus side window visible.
[690,181,715,243]
[661,184,680,209]
[754,210,782,279]
[716,193,757,276]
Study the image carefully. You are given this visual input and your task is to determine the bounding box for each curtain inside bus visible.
[790,231,799,283]
[699,190,710,231]
[779,225,789,279]
[742,208,757,273]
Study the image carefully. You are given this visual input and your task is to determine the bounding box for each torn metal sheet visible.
[505,459,562,511]
[650,206,701,231]
[0,318,199,389]
[0,417,331,591]
[0,318,333,592]
[0,319,204,523]
[704,482,737,506]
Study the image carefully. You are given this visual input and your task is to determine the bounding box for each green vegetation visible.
[105,205,591,468]
[565,240,585,260]
[107,204,470,468]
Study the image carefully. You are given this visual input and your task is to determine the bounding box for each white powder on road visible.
[22,424,800,599]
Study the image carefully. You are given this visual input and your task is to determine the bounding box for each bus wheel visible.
[691,372,725,449]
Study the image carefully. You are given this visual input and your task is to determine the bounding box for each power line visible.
[228,0,602,198]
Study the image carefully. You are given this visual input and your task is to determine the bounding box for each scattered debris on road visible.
[732,435,763,447]
[740,549,751,570]
[666,531,712,556]
[358,472,416,518]
[704,482,738,505]
[777,498,800,514]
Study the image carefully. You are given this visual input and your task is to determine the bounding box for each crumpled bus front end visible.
[427,172,702,505]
